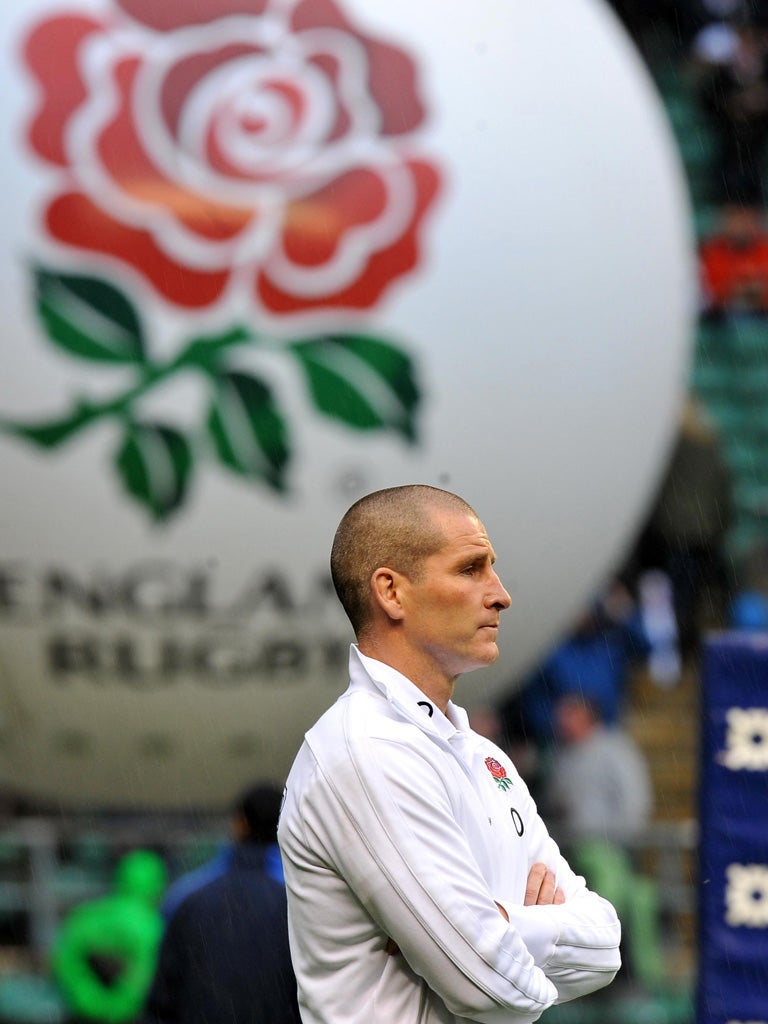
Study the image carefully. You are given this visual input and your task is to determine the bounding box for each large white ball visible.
[0,0,693,806]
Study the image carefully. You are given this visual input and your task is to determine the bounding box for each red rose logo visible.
[485,756,513,791]
[23,0,442,314]
[6,0,440,520]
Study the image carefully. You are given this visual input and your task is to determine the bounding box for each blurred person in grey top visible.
[543,694,663,991]
[544,694,652,844]
[143,782,300,1024]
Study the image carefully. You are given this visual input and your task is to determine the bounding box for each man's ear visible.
[370,567,407,622]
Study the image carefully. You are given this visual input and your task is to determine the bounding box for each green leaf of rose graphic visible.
[291,335,420,443]
[1,268,423,521]
[207,372,291,491]
[115,422,194,522]
[35,267,147,364]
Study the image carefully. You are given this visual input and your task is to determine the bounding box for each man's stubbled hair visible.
[330,484,476,637]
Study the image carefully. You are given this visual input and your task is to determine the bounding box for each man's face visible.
[400,508,512,683]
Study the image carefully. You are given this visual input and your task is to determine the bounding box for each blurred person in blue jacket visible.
[160,784,284,922]
[516,580,650,746]
[142,782,300,1024]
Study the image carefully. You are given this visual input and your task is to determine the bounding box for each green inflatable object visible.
[52,850,167,1023]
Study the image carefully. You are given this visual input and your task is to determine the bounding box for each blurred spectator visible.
[543,694,664,992]
[700,202,768,314]
[160,786,284,923]
[545,694,653,844]
[609,0,768,56]
[630,397,732,656]
[730,587,768,628]
[681,0,754,38]
[52,850,167,1024]
[141,781,301,1024]
[160,843,231,924]
[516,579,649,745]
[637,569,683,686]
[690,20,768,204]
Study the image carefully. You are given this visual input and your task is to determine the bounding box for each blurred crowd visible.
[614,0,768,272]
[612,0,768,608]
[43,782,301,1024]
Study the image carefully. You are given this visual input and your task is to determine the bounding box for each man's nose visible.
[489,573,512,609]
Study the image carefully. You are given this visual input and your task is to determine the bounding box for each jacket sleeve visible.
[297,726,560,1023]
[495,771,622,1003]
[497,895,621,1003]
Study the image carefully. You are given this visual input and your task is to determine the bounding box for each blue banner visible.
[698,634,768,1023]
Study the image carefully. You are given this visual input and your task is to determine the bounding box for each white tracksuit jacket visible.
[278,646,621,1024]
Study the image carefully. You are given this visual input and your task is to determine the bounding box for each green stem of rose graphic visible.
[0,326,251,448]
[0,266,422,521]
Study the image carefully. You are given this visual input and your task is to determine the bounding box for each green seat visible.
[0,974,65,1024]
[725,439,758,477]
[700,398,746,439]
[611,990,695,1024]
[540,1000,599,1023]
[694,318,735,362]
[739,407,768,443]
[688,175,719,209]
[663,94,695,127]
[727,519,767,560]
[730,317,768,365]
[68,833,112,885]
[692,206,719,239]
[690,360,734,402]
[175,835,222,873]
[733,479,768,519]
[732,363,768,404]
[677,130,718,171]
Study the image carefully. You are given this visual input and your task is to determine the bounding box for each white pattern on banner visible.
[725,864,768,928]
[719,708,768,771]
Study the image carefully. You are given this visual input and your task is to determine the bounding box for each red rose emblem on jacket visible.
[23,0,442,313]
[484,756,513,791]
[484,757,507,780]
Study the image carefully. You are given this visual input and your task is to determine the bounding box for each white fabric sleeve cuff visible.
[495,896,621,1004]
[494,901,560,967]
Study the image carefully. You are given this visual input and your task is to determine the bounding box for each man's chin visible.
[480,638,501,663]
[486,645,501,666]
[458,644,500,676]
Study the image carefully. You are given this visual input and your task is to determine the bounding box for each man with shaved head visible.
[278,485,621,1024]
[330,485,476,639]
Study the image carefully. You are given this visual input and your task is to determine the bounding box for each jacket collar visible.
[348,644,471,742]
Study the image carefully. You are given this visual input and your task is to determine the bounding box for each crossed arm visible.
[390,863,562,954]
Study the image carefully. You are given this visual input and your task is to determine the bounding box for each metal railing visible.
[0,815,699,965]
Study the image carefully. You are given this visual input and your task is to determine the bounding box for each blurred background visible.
[1,0,768,1022]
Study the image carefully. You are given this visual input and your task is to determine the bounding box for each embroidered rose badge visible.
[484,756,513,792]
